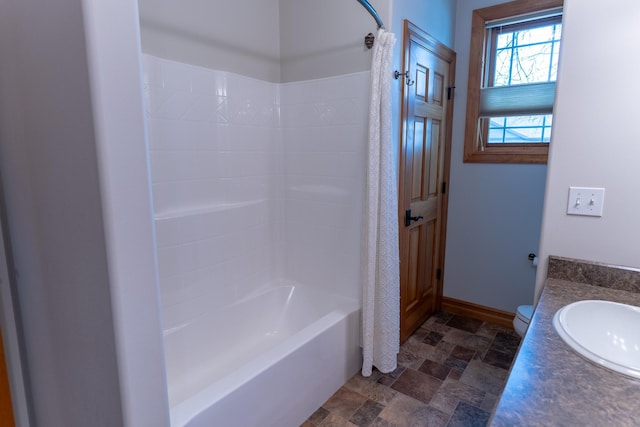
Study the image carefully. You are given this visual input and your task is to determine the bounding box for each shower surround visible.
[143,54,369,426]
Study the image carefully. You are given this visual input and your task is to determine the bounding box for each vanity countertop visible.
[489,278,640,426]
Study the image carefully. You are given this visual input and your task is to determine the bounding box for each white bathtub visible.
[163,281,361,427]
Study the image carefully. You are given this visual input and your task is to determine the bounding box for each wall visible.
[280,0,455,84]
[279,0,391,82]
[0,0,169,426]
[138,0,281,82]
[0,0,168,426]
[390,0,456,48]
[442,0,547,312]
[0,1,123,424]
[536,0,640,298]
[139,0,455,84]
[139,0,392,83]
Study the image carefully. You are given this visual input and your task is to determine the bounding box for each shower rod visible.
[356,0,385,29]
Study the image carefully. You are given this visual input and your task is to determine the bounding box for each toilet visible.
[513,305,533,337]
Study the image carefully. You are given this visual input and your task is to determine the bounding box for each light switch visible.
[567,187,605,217]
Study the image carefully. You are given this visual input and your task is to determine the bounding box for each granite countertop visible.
[490,278,640,426]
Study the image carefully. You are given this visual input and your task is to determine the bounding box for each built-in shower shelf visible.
[154,199,266,221]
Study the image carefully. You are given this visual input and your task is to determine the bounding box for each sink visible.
[553,300,640,379]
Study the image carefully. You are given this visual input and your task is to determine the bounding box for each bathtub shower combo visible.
[145,56,369,425]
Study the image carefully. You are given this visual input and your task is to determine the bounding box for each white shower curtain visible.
[361,28,399,377]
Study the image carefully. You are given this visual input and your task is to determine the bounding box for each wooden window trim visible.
[463,0,563,164]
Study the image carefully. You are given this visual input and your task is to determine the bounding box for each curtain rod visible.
[356,0,385,30]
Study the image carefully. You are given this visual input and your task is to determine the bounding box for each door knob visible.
[404,209,424,227]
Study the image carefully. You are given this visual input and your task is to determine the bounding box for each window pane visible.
[554,23,563,41]
[488,114,552,144]
[505,115,543,127]
[494,49,513,86]
[496,33,513,49]
[488,128,506,143]
[510,45,552,84]
[491,23,562,87]
[489,117,506,127]
[516,25,556,45]
[507,126,542,142]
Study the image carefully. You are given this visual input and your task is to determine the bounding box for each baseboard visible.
[441,297,515,329]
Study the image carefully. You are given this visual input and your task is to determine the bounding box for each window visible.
[463,0,563,163]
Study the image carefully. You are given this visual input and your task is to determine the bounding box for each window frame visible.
[463,0,563,164]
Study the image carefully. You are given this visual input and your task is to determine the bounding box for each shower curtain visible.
[361,28,399,377]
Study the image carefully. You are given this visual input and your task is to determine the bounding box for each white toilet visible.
[513,305,533,337]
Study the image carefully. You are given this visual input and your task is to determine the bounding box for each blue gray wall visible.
[442,0,547,312]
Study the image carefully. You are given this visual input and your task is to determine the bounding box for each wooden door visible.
[399,21,456,343]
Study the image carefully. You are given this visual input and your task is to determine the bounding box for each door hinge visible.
[442,182,447,194]
[447,86,456,100]
[436,268,442,281]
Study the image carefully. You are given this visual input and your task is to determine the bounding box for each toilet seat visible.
[513,304,533,337]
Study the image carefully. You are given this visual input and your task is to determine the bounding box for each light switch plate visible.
[567,187,605,217]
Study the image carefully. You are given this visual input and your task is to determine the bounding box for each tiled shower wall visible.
[280,76,368,300]
[142,54,368,328]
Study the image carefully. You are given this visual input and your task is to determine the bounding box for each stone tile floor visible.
[301,312,521,427]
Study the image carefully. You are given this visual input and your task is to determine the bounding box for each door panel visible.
[411,121,425,200]
[428,120,441,197]
[407,227,421,305]
[399,21,456,343]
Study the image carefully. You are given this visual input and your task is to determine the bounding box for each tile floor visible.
[301,312,521,427]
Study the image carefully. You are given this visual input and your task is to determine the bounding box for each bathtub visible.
[163,281,361,427]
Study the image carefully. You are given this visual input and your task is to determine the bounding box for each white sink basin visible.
[553,300,640,379]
